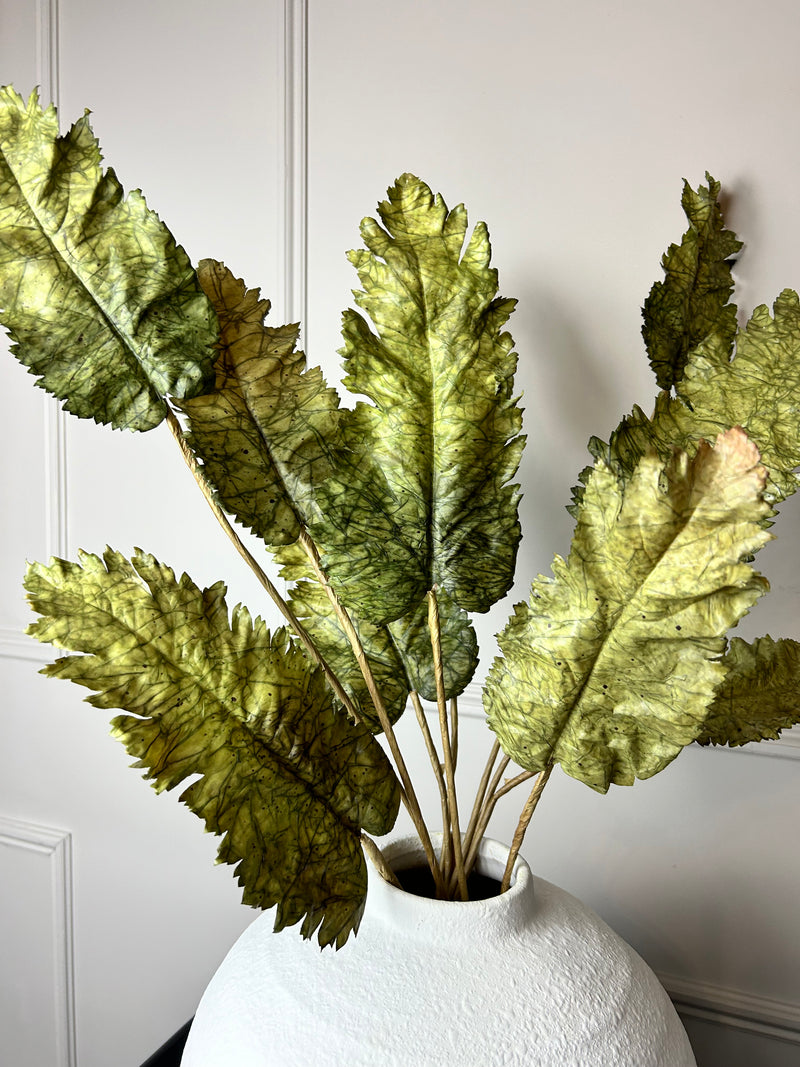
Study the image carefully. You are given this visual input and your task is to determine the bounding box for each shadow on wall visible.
[511,280,644,568]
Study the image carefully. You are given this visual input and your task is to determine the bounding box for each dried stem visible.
[457,756,531,890]
[410,690,452,879]
[165,407,359,721]
[492,768,536,802]
[449,696,459,774]
[428,589,468,900]
[361,833,403,890]
[298,529,444,895]
[461,750,510,869]
[500,762,554,893]
[459,739,501,874]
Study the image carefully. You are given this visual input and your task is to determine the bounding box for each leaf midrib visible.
[544,475,746,764]
[0,134,159,387]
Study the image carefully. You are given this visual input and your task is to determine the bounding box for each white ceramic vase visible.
[181,835,697,1067]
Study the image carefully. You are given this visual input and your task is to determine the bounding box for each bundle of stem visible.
[166,403,550,900]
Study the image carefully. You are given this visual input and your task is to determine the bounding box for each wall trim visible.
[664,971,800,1045]
[36,0,61,103]
[37,0,69,560]
[0,628,47,662]
[0,816,77,1067]
[0,0,66,664]
[279,0,308,331]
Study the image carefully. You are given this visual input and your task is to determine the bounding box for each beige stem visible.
[449,696,459,774]
[298,529,444,895]
[428,589,468,901]
[410,691,452,879]
[500,762,554,893]
[461,738,501,871]
[457,758,534,890]
[165,406,359,721]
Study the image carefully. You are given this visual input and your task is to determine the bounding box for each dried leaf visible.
[697,636,800,746]
[25,549,400,947]
[486,428,771,792]
[0,88,216,430]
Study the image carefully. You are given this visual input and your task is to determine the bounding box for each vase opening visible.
[394,862,502,901]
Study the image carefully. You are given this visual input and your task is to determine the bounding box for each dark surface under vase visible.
[140,1020,192,1067]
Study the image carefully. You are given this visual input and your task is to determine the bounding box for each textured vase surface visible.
[182,835,697,1067]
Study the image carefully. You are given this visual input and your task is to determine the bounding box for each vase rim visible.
[365,833,534,940]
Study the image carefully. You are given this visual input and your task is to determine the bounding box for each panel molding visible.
[0,816,77,1067]
[37,0,69,564]
[36,0,61,102]
[0,0,66,664]
[278,0,308,330]
[664,971,800,1045]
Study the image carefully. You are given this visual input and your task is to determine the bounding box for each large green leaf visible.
[308,174,525,623]
[696,636,800,746]
[485,428,771,793]
[587,290,800,507]
[0,87,217,430]
[25,548,400,948]
[642,174,741,391]
[179,260,341,545]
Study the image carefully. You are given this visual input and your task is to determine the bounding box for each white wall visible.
[1,1,799,1065]
[306,6,800,1058]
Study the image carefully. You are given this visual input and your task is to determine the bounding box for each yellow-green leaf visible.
[25,548,400,947]
[310,174,525,623]
[486,428,771,793]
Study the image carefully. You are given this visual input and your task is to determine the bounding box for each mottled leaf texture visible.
[0,88,217,430]
[179,261,341,545]
[24,549,400,947]
[485,429,771,793]
[642,174,741,391]
[387,589,478,702]
[278,545,478,724]
[285,567,410,732]
[588,289,800,507]
[580,178,800,511]
[696,636,800,746]
[309,174,525,623]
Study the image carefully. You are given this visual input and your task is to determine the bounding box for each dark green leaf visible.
[643,174,741,390]
[179,260,341,545]
[388,588,478,702]
[696,636,800,746]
